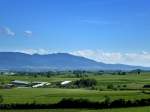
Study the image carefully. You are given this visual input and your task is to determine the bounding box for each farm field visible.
[1,88,150,104]
[1,72,150,89]
[0,88,150,103]
[1,106,150,112]
[1,72,150,104]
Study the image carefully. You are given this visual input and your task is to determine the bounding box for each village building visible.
[61,81,72,85]
[32,81,51,88]
[11,80,30,87]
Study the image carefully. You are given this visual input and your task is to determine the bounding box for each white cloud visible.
[70,50,150,67]
[0,27,15,36]
[11,49,150,67]
[24,30,32,37]
[15,49,52,55]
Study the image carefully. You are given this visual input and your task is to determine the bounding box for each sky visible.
[0,0,150,66]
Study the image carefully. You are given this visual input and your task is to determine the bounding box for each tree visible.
[137,69,141,75]
[0,95,4,103]
[34,74,37,78]
[74,78,97,88]
[107,84,114,90]
[104,95,111,104]
[46,74,51,78]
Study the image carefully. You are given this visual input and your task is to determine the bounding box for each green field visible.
[1,88,150,104]
[1,72,150,89]
[1,106,150,112]
[1,72,150,108]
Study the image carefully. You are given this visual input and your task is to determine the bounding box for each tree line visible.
[1,97,150,109]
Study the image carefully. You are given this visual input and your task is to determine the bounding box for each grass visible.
[1,73,150,88]
[1,72,150,104]
[1,88,150,104]
[1,106,150,112]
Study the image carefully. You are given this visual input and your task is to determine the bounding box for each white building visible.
[32,81,51,88]
[61,81,72,85]
[11,80,30,87]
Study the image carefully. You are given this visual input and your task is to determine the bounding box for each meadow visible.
[1,71,150,110]
[1,72,150,89]
[0,73,150,103]
[1,88,150,104]
[1,106,150,112]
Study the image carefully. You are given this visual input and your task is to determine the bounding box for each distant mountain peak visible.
[0,52,149,71]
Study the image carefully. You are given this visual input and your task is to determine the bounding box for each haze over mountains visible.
[0,52,149,71]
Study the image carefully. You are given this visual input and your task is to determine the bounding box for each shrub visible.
[143,85,150,88]
[73,78,97,88]
[107,84,114,90]
[0,95,4,103]
[123,84,127,88]
[104,95,111,104]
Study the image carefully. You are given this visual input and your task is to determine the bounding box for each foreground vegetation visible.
[1,96,150,109]
[1,71,150,104]
[1,88,150,104]
[1,70,150,90]
[1,106,150,112]
[1,70,150,111]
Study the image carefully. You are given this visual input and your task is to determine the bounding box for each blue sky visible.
[0,0,150,66]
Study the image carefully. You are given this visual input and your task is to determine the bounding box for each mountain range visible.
[0,52,149,71]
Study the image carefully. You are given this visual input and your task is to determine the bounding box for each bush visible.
[1,98,150,109]
[104,95,111,104]
[0,95,4,103]
[143,85,150,88]
[107,84,114,90]
[73,78,97,88]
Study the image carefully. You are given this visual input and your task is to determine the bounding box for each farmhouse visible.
[32,81,50,88]
[61,81,72,85]
[11,80,30,87]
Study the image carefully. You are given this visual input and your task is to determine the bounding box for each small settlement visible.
[4,80,72,88]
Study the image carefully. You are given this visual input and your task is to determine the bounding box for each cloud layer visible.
[12,49,150,67]
[15,49,52,55]
[70,50,150,67]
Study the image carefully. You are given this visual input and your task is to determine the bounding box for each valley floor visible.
[1,88,150,104]
[1,106,150,112]
[1,72,150,111]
